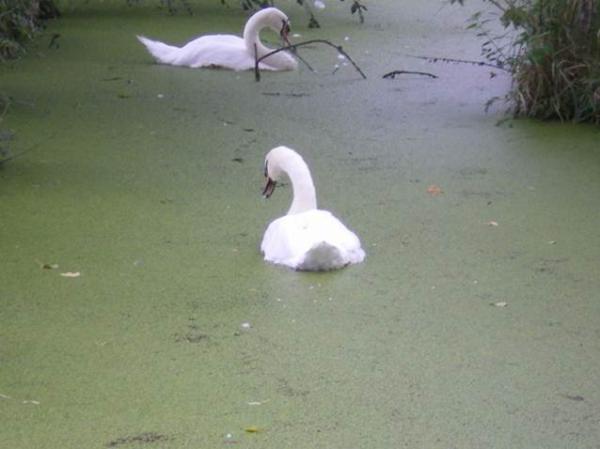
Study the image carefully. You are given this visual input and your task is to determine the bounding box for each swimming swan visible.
[137,7,298,71]
[261,146,365,271]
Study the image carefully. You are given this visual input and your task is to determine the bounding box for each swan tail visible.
[137,35,181,65]
[297,242,346,272]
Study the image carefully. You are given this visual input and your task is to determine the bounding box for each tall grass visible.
[457,0,600,124]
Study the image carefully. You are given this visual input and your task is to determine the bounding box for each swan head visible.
[254,7,292,45]
[262,146,307,198]
[261,146,317,216]
[245,8,297,71]
[263,146,314,198]
[262,148,284,198]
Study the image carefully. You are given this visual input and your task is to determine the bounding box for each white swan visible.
[260,146,365,271]
[137,7,297,71]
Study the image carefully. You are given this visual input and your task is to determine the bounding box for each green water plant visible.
[0,0,59,60]
[453,0,600,124]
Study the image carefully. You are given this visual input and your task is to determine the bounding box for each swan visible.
[260,146,365,271]
[136,7,298,71]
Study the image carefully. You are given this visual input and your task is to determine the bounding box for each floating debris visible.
[486,220,499,227]
[247,399,269,406]
[107,432,170,447]
[244,426,261,433]
[60,272,81,278]
[22,400,40,405]
[562,394,584,402]
[492,301,507,307]
[426,185,443,196]
[241,322,251,329]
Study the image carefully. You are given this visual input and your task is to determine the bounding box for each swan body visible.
[137,7,297,71]
[261,146,365,271]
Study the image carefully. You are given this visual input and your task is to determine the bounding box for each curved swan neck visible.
[278,153,317,215]
[287,164,317,215]
[243,11,272,58]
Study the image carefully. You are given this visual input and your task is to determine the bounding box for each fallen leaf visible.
[60,272,81,278]
[244,426,261,433]
[426,184,443,196]
[42,263,59,270]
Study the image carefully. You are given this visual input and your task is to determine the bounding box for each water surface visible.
[1,1,599,448]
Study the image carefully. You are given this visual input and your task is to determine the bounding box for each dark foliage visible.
[453,0,600,124]
[0,0,59,60]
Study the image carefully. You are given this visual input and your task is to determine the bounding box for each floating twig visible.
[255,39,367,82]
[406,54,509,72]
[383,70,438,79]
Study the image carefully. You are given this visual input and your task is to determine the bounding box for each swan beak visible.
[280,20,292,47]
[262,177,277,198]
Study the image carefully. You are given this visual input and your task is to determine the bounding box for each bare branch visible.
[406,54,509,71]
[255,39,367,82]
[382,70,438,79]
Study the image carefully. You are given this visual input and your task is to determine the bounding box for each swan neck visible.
[244,13,270,58]
[286,159,317,215]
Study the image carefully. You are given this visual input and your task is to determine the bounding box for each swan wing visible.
[261,210,365,270]
[173,35,254,69]
[139,34,295,71]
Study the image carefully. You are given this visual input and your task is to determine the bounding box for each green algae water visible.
[1,1,600,448]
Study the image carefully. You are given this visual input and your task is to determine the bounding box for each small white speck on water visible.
[241,322,251,329]
[157,93,164,99]
[344,36,350,41]
[493,301,508,308]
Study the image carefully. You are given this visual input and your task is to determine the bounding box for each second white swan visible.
[261,146,365,271]
[137,7,298,71]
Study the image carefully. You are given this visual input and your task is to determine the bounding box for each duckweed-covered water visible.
[1,1,599,448]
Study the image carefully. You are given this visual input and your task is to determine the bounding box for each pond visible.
[1,1,599,448]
